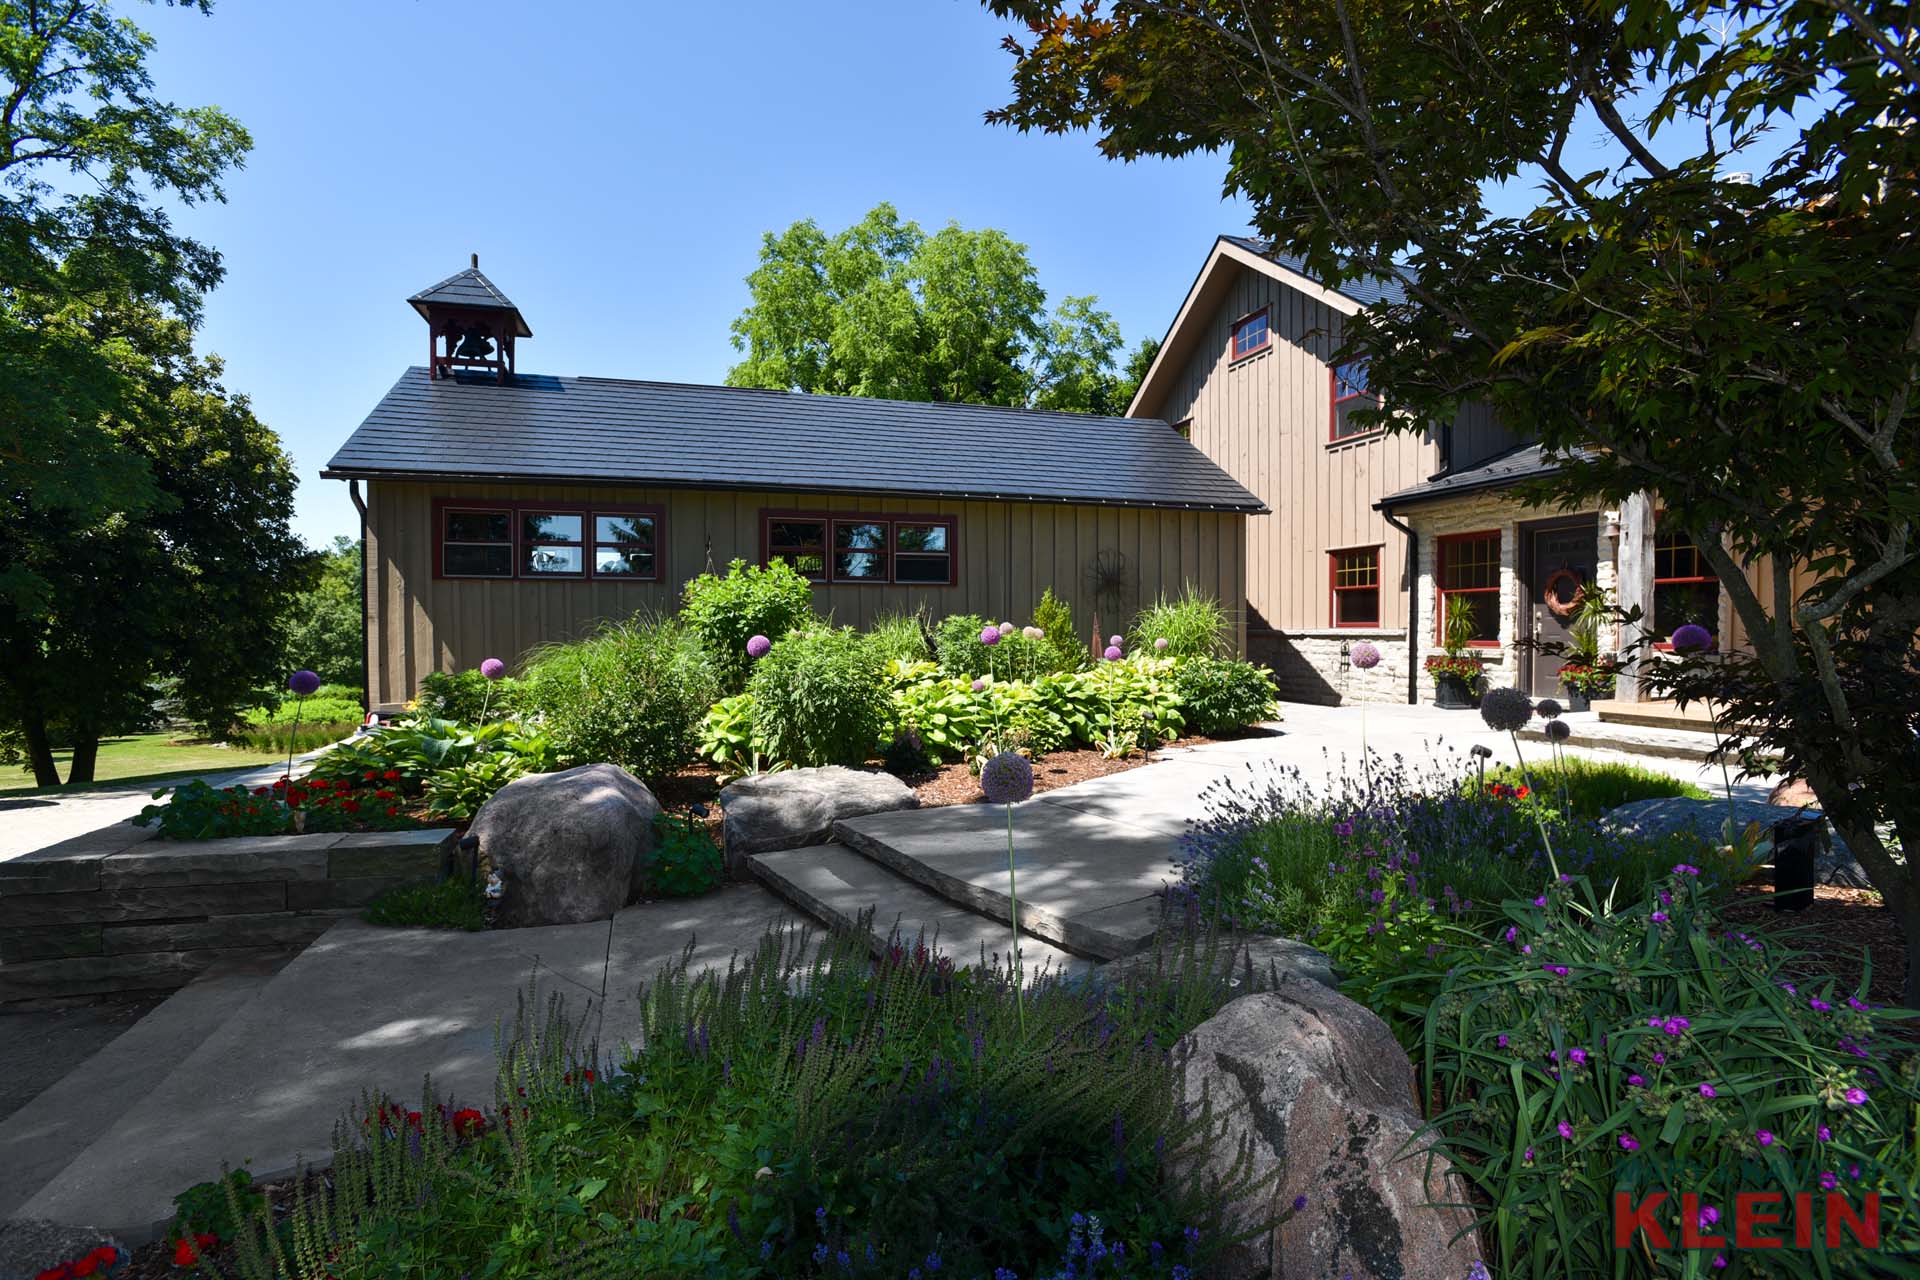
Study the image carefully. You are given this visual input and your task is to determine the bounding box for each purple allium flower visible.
[971,678,987,693]
[998,622,1016,639]
[980,751,1035,805]
[1108,634,1123,647]
[1022,625,1044,641]
[479,657,506,680]
[1154,637,1169,652]
[1756,1129,1774,1146]
[1479,686,1533,732]
[746,634,772,659]
[979,626,1002,647]
[1556,1121,1573,1139]
[288,669,322,697]
[1619,1134,1640,1151]
[1669,623,1715,653]
[1699,1083,1717,1099]
[1349,640,1381,670]
[1534,697,1563,719]
[1104,645,1123,661]
[1845,1086,1868,1105]
[1545,720,1571,742]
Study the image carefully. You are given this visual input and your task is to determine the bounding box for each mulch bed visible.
[1722,882,1908,1010]
[903,746,1151,808]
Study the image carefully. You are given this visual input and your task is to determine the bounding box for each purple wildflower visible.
[1845,1086,1868,1105]
[1619,1134,1640,1151]
[1699,1083,1716,1099]
[1556,1121,1573,1139]
[1628,1074,1646,1087]
[1756,1129,1775,1146]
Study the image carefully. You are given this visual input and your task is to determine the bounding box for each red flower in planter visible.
[450,1108,487,1139]
[172,1233,218,1267]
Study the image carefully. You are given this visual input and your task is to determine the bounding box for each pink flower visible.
[1820,1172,1838,1190]
[1556,1121,1573,1139]
[1628,1074,1645,1086]
[1618,1134,1640,1151]
[1699,1083,1716,1099]
[1756,1129,1775,1146]
[1845,1087,1868,1105]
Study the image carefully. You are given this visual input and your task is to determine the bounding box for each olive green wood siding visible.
[1148,269,1445,636]
[362,481,1247,708]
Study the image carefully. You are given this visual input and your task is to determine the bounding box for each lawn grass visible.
[0,732,288,796]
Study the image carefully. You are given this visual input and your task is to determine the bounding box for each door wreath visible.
[1543,568,1586,621]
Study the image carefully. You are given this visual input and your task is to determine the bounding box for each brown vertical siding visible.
[1150,266,1442,635]
[362,480,1247,707]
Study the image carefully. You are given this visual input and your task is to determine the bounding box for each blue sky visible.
[143,1,1259,548]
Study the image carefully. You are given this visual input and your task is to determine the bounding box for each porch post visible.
[1612,491,1655,703]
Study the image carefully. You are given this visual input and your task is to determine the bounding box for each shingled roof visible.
[323,369,1268,513]
[1376,441,1577,510]
[407,266,533,337]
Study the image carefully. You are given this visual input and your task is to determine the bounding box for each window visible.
[763,511,957,586]
[1437,531,1501,645]
[442,508,512,578]
[1330,360,1378,441]
[1653,524,1720,644]
[522,512,584,576]
[594,514,658,579]
[1330,547,1382,627]
[435,500,662,581]
[1231,308,1270,360]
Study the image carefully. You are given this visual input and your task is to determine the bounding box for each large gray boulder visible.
[1603,796,1870,887]
[470,763,661,926]
[719,766,917,864]
[1170,984,1484,1280]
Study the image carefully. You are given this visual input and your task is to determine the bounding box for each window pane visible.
[1233,312,1268,357]
[1335,360,1370,400]
[1335,588,1380,625]
[894,554,950,583]
[1441,536,1499,591]
[445,511,509,543]
[1333,549,1378,587]
[595,548,656,578]
[596,514,654,547]
[444,543,512,577]
[1443,592,1499,643]
[777,552,826,578]
[1655,581,1720,637]
[835,521,887,551]
[896,523,947,553]
[523,513,582,543]
[524,544,583,575]
[769,520,825,550]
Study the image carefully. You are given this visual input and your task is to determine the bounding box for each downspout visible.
[348,479,370,718]
[1380,504,1420,705]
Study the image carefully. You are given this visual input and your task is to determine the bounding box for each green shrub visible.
[1172,657,1277,736]
[518,618,717,780]
[1129,586,1229,659]
[1479,757,1708,819]
[415,669,518,724]
[214,925,1276,1279]
[680,558,817,694]
[1421,873,1920,1275]
[642,811,724,897]
[241,694,363,729]
[748,628,888,767]
[363,877,486,931]
[932,612,1064,680]
[1033,586,1083,669]
[695,691,760,777]
[230,720,360,754]
[863,609,933,665]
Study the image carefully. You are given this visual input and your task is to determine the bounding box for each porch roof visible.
[1376,441,1578,511]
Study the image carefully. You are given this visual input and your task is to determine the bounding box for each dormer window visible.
[1331,359,1378,440]
[1231,308,1270,360]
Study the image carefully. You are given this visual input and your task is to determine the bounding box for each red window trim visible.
[1328,544,1384,629]
[759,509,959,587]
[1650,514,1719,650]
[1229,307,1271,362]
[431,497,666,583]
[1435,529,1502,647]
[1329,363,1382,443]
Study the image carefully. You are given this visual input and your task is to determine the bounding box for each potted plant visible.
[1556,581,1616,711]
[1425,597,1484,709]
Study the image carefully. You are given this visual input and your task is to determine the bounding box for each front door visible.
[1527,523,1597,695]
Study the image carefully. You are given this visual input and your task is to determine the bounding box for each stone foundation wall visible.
[1253,629,1412,705]
[0,827,455,1001]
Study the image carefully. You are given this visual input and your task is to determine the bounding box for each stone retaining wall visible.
[0,826,456,1001]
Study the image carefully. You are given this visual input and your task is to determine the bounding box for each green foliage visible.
[680,559,817,695]
[518,619,717,780]
[748,628,888,768]
[1421,875,1920,1275]
[931,612,1063,680]
[422,753,537,822]
[1440,595,1479,659]
[695,692,761,778]
[415,669,518,725]
[1032,586,1082,669]
[1171,658,1276,736]
[283,537,364,689]
[886,663,992,762]
[172,1168,266,1249]
[1031,296,1158,416]
[134,778,287,840]
[312,719,556,789]
[1479,758,1708,821]
[862,610,932,665]
[1129,588,1228,660]
[230,720,359,756]
[214,926,1274,1279]
[363,878,486,932]
[643,811,724,898]
[134,775,423,841]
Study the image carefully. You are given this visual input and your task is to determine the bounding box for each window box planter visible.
[1426,656,1484,710]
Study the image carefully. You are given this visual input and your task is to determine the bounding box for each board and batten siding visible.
[1150,267,1442,637]
[363,480,1247,708]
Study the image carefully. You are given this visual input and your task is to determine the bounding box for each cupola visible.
[408,254,532,382]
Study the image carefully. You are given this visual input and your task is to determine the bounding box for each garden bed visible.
[1725,882,1908,1010]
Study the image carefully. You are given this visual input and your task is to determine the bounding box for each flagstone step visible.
[745,845,1095,981]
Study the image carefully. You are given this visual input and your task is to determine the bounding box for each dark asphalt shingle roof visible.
[1377,441,1569,509]
[323,369,1268,512]
[1222,235,1412,309]
[407,268,533,336]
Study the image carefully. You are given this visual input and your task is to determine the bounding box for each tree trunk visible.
[1799,756,1918,1002]
[19,712,62,789]
[65,729,99,787]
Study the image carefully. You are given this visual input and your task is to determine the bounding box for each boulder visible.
[1603,796,1870,888]
[719,766,918,864]
[0,1220,126,1280]
[470,763,661,927]
[1169,985,1483,1280]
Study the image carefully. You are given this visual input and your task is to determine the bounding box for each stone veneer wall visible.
[1253,629,1412,706]
[0,826,456,1001]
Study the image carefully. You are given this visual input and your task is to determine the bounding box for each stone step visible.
[1518,718,1726,762]
[746,845,1094,981]
[0,949,293,1221]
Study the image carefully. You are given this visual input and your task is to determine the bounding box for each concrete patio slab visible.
[14,884,802,1241]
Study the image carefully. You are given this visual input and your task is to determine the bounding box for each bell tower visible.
[408,254,532,383]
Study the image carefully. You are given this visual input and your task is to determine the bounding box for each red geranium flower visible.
[382,769,401,781]
[450,1107,487,1139]
[385,806,398,817]
[1516,785,1531,798]
[173,1232,218,1266]
[363,770,377,782]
